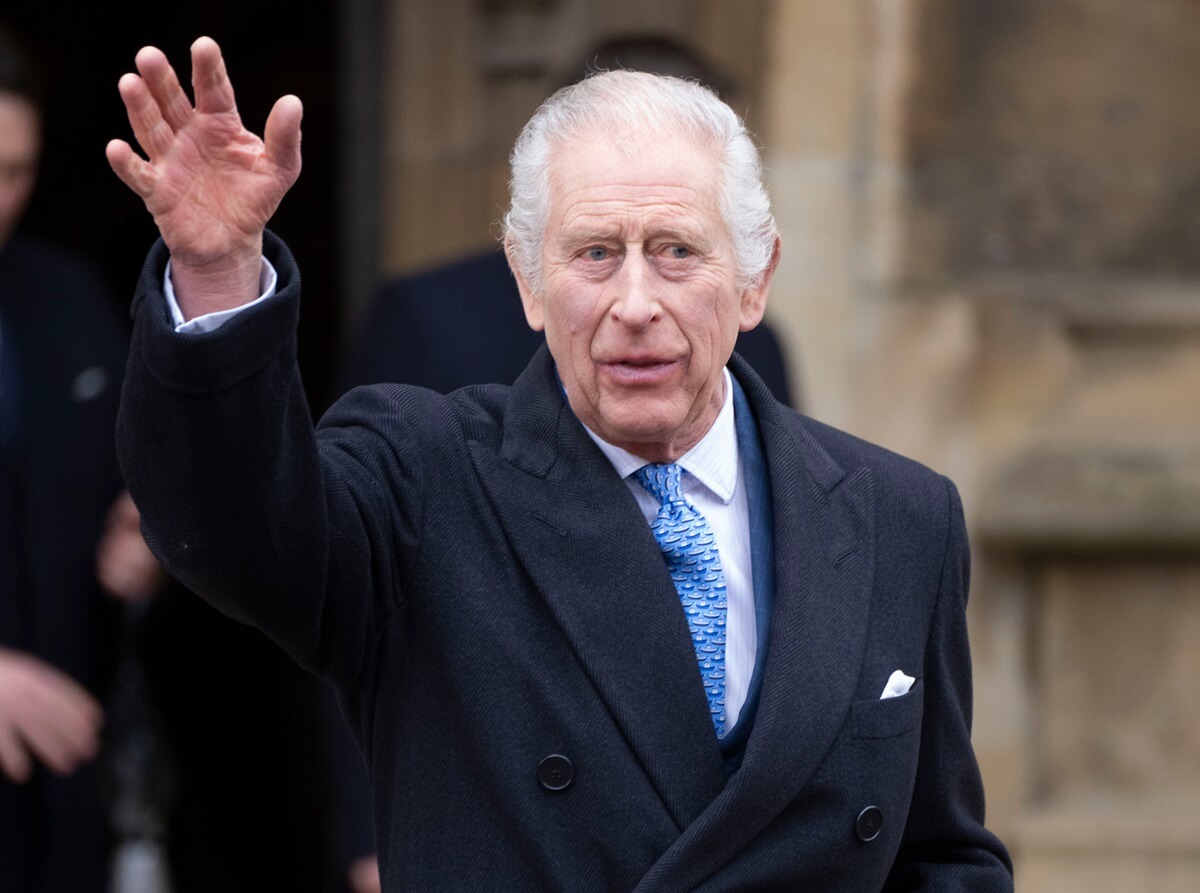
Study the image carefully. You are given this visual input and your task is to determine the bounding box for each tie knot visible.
[634,463,687,508]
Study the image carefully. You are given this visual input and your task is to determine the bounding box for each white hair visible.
[503,70,777,294]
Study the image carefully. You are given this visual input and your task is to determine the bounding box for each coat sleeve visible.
[884,478,1014,891]
[116,232,425,690]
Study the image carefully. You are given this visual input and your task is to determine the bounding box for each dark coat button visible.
[538,754,574,791]
[856,805,883,841]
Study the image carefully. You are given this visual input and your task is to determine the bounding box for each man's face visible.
[512,133,777,463]
[0,93,40,248]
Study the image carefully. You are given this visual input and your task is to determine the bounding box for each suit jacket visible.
[0,235,126,893]
[119,233,1011,891]
[341,249,796,408]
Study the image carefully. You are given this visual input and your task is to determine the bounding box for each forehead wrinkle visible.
[555,177,712,211]
[545,130,721,204]
[555,195,717,245]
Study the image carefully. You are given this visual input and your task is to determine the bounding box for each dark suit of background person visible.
[0,239,333,893]
[0,234,125,893]
[118,229,1012,890]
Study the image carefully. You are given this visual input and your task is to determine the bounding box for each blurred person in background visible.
[0,23,164,891]
[4,22,341,893]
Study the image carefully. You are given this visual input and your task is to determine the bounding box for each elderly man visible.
[109,37,1012,891]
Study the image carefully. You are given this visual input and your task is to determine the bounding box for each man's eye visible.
[668,245,691,259]
[585,247,609,261]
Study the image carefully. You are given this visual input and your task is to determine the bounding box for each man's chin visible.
[591,408,695,460]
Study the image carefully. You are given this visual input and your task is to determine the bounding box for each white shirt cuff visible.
[165,257,279,334]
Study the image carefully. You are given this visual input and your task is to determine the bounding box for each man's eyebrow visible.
[556,225,714,253]
[556,228,620,251]
[649,227,712,249]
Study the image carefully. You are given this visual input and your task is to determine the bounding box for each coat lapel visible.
[469,347,728,830]
[634,355,877,892]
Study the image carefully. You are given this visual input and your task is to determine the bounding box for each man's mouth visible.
[600,356,682,385]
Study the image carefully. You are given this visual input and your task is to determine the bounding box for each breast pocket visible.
[850,679,924,740]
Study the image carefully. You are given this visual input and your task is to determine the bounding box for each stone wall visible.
[760,1,1200,887]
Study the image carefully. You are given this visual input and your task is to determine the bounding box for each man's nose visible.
[609,252,661,328]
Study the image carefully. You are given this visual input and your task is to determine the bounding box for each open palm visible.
[107,37,301,306]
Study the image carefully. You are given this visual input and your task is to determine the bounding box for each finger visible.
[0,725,32,783]
[348,856,382,893]
[190,35,236,115]
[111,542,164,601]
[100,491,135,535]
[21,721,83,776]
[25,720,98,776]
[106,139,159,200]
[97,551,157,601]
[264,94,303,181]
[118,72,176,160]
[115,490,141,525]
[96,550,129,599]
[20,677,101,774]
[27,660,104,728]
[135,45,194,131]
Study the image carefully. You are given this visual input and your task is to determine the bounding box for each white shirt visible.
[167,265,758,728]
[580,368,756,730]
[165,258,277,334]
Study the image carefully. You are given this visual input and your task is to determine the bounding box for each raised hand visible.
[106,37,302,317]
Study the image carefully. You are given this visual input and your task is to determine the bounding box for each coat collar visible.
[478,346,728,829]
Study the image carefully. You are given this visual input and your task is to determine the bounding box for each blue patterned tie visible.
[634,463,728,738]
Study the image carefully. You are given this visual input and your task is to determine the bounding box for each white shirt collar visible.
[581,368,739,505]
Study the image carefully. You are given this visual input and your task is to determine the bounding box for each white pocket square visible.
[880,670,916,700]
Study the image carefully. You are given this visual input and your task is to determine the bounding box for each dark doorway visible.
[8,3,341,407]
[6,5,354,891]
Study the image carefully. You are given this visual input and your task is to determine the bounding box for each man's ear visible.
[738,235,782,332]
[505,240,545,332]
